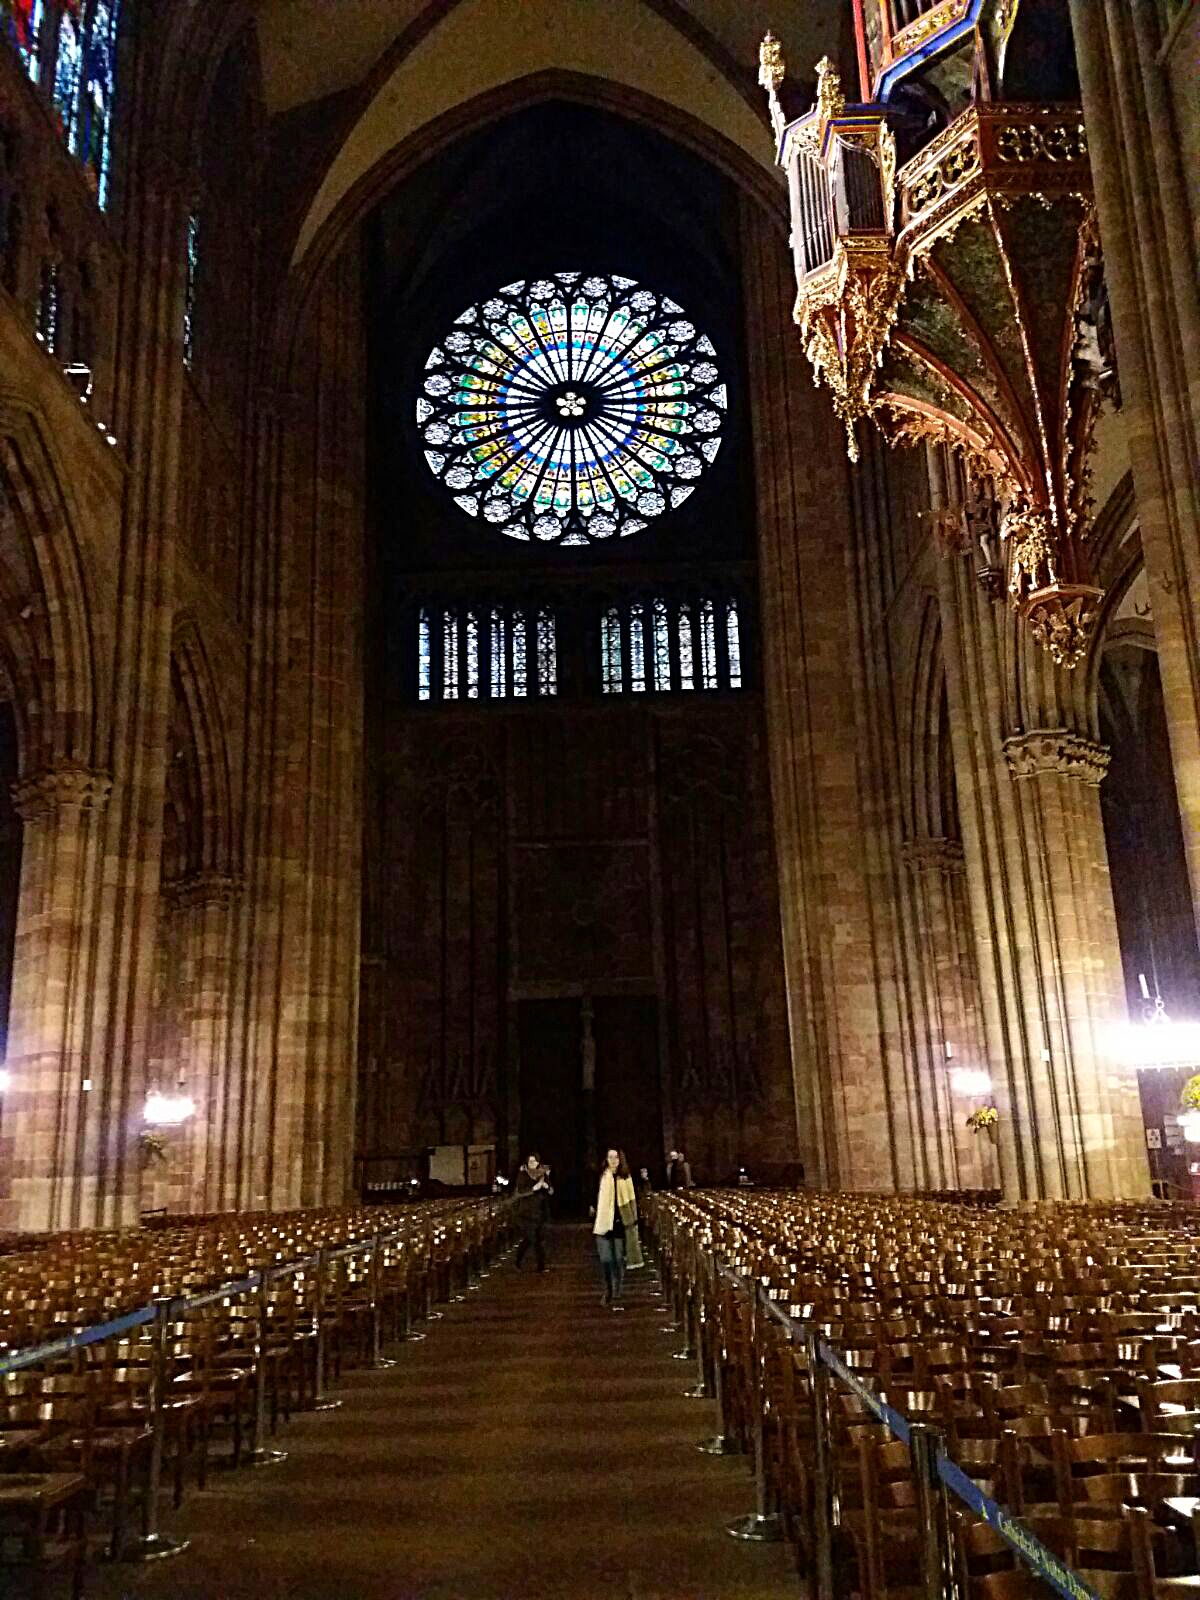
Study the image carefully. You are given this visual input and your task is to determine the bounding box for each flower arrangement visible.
[966,1106,999,1132]
[1181,1075,1200,1113]
[138,1128,169,1166]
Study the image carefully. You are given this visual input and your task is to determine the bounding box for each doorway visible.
[517,995,662,1213]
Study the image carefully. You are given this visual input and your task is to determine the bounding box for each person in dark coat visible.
[513,1153,553,1272]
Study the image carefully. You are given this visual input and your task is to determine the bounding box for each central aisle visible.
[98,1224,798,1600]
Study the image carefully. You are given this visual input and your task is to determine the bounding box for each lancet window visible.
[418,604,557,704]
[599,595,745,695]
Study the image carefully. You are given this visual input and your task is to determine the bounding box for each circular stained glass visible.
[416,271,726,545]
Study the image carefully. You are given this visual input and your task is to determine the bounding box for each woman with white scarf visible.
[592,1148,637,1309]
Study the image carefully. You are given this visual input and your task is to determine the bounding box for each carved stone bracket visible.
[900,836,967,874]
[1002,730,1110,786]
[11,765,112,822]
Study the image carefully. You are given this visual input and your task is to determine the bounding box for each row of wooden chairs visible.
[0,1197,510,1598]
[652,1190,1200,1598]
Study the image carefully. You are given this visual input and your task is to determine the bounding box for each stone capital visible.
[1002,729,1110,785]
[163,870,244,911]
[11,764,113,822]
[900,836,966,874]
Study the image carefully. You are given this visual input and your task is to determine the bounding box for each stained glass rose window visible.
[416,272,726,546]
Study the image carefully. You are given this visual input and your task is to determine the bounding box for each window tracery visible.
[418,603,557,704]
[417,271,726,546]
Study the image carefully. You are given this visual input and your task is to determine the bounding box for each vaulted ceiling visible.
[250,0,847,268]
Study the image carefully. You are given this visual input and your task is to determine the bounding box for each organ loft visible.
[0,0,1198,1595]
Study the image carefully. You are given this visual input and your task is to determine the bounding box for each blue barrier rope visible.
[739,1277,1102,1600]
[0,1304,156,1375]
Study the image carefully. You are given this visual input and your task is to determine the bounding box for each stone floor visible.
[91,1225,800,1600]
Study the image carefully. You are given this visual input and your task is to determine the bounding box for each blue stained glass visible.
[418,610,431,702]
[699,598,717,689]
[678,608,695,691]
[53,3,83,144]
[652,599,671,692]
[465,611,480,699]
[601,608,622,694]
[726,600,742,689]
[418,271,724,546]
[489,608,507,699]
[536,610,556,697]
[78,0,119,207]
[442,610,459,700]
[629,604,646,694]
[5,0,42,78]
[512,612,528,699]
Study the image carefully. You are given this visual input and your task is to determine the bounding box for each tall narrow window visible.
[442,610,459,700]
[652,598,671,692]
[182,210,199,369]
[678,607,695,691]
[36,259,58,348]
[536,609,556,697]
[512,611,528,699]
[79,0,119,206]
[699,598,718,690]
[601,607,622,694]
[629,603,646,693]
[418,609,432,703]
[52,3,83,145]
[726,599,742,689]
[465,610,480,699]
[489,608,507,700]
[5,0,43,81]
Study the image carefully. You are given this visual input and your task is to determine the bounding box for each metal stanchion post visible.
[368,1236,397,1370]
[245,1274,287,1467]
[425,1246,444,1321]
[806,1331,835,1600]
[673,1287,697,1361]
[909,1422,956,1600]
[683,1287,708,1398]
[698,1303,738,1456]
[124,1298,189,1561]
[402,1249,427,1343]
[727,1287,784,1543]
[311,1249,341,1411]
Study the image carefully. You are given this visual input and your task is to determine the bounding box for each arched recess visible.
[168,615,236,883]
[0,405,103,776]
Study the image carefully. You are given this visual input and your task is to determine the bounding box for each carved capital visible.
[11,765,112,822]
[163,870,243,910]
[1002,730,1110,786]
[900,836,966,874]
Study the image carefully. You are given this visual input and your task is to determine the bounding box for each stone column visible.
[1070,0,1200,928]
[2,765,110,1230]
[937,550,1149,1199]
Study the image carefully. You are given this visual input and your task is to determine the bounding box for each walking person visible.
[592,1148,637,1309]
[514,1153,552,1272]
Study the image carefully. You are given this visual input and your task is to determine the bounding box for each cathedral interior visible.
[0,0,1198,1595]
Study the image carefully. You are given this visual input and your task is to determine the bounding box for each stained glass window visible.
[183,210,199,369]
[52,1,82,143]
[512,612,528,699]
[699,599,717,690]
[417,271,725,546]
[652,598,671,692]
[36,259,58,348]
[465,610,480,699]
[442,610,458,700]
[536,609,556,696]
[4,0,43,79]
[629,604,646,693]
[418,609,432,702]
[489,608,507,700]
[726,600,742,689]
[78,0,118,206]
[601,608,622,695]
[678,608,695,691]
